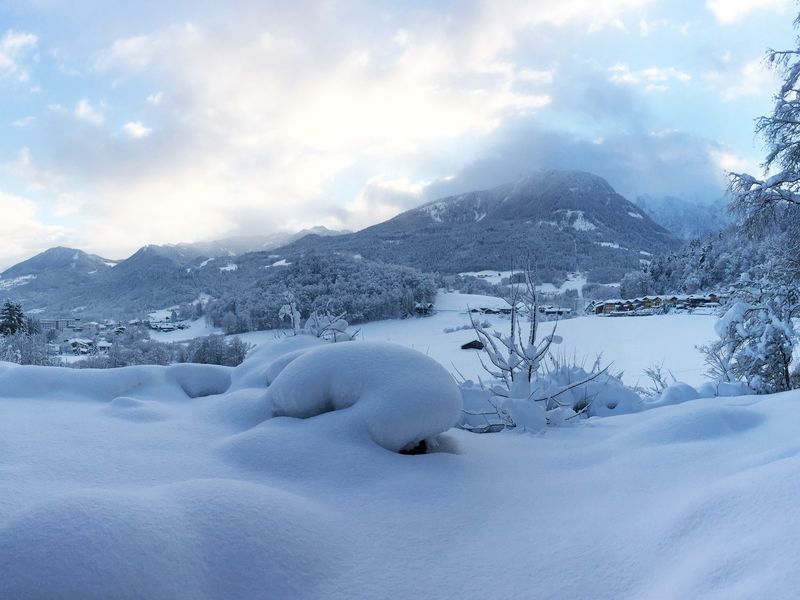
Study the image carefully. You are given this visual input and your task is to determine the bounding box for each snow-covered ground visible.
[458,271,591,296]
[240,292,717,387]
[150,317,222,343]
[2,336,799,598]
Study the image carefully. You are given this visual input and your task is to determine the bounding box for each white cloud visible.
[0,191,70,270]
[74,99,105,125]
[11,116,35,128]
[122,121,152,139]
[6,0,656,259]
[344,176,430,230]
[609,63,691,91]
[705,58,779,101]
[707,0,791,24]
[0,30,37,82]
[709,148,760,183]
[146,91,164,105]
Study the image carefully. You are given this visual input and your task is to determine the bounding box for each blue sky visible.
[0,0,797,267]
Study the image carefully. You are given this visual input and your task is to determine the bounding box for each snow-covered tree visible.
[701,265,800,393]
[278,291,302,336]
[729,15,800,227]
[0,300,27,336]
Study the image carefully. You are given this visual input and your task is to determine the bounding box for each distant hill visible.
[171,227,349,258]
[267,170,682,283]
[634,196,731,240]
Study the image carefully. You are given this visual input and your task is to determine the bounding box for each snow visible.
[628,210,644,219]
[270,259,291,267]
[264,342,462,451]
[219,263,238,271]
[4,333,800,597]
[561,209,597,231]
[148,305,179,321]
[595,241,622,249]
[0,274,36,290]
[458,269,512,284]
[150,317,222,343]
[239,292,716,387]
[199,257,215,268]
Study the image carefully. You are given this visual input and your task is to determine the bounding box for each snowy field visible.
[2,335,800,598]
[150,317,222,342]
[240,292,717,387]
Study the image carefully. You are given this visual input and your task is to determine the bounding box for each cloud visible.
[122,121,152,139]
[705,58,779,101]
[145,91,164,105]
[74,99,105,125]
[706,0,791,24]
[0,30,37,82]
[11,116,35,128]
[342,176,429,229]
[420,118,730,204]
[4,0,710,261]
[609,63,692,92]
[0,191,71,271]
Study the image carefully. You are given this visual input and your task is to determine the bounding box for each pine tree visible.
[0,300,26,336]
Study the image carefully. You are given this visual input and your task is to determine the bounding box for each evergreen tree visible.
[0,300,26,336]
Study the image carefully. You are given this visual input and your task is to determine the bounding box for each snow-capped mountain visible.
[270,170,682,282]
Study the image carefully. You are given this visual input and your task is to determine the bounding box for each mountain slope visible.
[635,196,731,240]
[269,170,682,283]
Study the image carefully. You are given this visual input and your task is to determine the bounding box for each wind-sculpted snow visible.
[3,340,800,598]
[0,479,342,600]
[264,342,463,451]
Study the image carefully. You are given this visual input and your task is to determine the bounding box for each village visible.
[38,315,191,356]
[585,293,723,316]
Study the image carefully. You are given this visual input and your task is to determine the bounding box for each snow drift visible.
[2,336,800,598]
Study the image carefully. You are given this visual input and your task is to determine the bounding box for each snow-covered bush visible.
[462,264,640,432]
[459,360,640,432]
[444,321,488,334]
[0,332,58,366]
[700,270,799,394]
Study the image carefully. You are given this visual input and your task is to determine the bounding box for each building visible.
[40,318,82,332]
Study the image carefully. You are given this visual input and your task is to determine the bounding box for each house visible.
[40,318,82,332]
[538,305,572,316]
[414,302,435,316]
[66,338,94,354]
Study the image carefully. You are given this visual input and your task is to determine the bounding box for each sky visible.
[0,0,797,268]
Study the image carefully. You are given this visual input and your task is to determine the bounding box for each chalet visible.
[538,305,572,316]
[66,338,94,354]
[414,302,435,316]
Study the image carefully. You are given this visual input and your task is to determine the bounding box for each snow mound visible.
[265,342,463,451]
[0,479,342,600]
[622,403,765,445]
[649,382,700,408]
[0,362,231,402]
[230,336,323,391]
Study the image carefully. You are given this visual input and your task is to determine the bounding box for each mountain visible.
[0,172,682,317]
[634,196,732,240]
[267,170,682,283]
[0,247,116,308]
[2,246,114,278]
